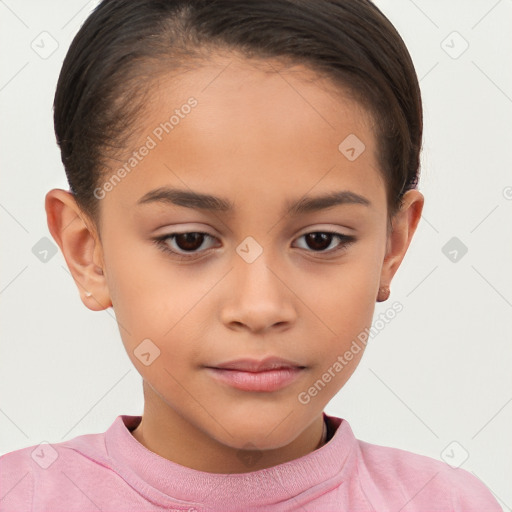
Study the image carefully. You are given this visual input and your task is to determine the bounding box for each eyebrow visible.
[137,187,371,215]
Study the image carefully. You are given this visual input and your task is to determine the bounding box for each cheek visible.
[103,228,178,318]
[299,249,381,362]
[306,256,379,327]
[103,237,212,364]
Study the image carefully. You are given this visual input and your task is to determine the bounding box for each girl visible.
[0,0,502,510]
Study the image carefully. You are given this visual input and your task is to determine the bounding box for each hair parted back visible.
[53,0,422,228]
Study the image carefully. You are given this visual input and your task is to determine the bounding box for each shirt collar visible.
[105,412,356,509]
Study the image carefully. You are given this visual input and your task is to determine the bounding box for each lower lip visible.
[206,367,304,392]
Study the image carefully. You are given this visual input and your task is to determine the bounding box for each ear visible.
[379,189,424,292]
[45,189,112,311]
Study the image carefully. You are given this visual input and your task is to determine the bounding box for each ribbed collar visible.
[104,412,357,510]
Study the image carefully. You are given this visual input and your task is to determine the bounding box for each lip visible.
[207,356,305,372]
[205,357,306,392]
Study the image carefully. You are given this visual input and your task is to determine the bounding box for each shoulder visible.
[0,445,35,510]
[0,432,111,509]
[354,438,502,510]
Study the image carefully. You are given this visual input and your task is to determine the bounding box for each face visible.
[48,54,422,462]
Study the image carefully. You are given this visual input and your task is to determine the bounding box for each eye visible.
[294,231,356,254]
[154,230,355,260]
[153,232,218,260]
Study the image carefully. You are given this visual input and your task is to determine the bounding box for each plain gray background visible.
[1,0,511,508]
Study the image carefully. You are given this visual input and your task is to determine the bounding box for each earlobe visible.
[376,286,390,302]
[377,190,424,299]
[45,189,112,311]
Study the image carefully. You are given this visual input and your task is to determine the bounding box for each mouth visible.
[204,356,306,392]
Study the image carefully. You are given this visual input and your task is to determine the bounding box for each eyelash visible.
[152,230,356,260]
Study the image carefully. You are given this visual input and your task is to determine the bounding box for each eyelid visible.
[152,223,219,237]
[295,223,356,236]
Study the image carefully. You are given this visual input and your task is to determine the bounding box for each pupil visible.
[306,233,331,251]
[176,233,203,251]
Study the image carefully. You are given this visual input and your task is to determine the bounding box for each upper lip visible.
[207,356,305,372]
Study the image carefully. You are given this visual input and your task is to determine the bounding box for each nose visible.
[220,250,297,334]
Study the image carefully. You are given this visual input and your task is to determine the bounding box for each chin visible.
[214,421,303,452]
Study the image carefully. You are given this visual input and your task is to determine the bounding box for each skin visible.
[45,54,423,474]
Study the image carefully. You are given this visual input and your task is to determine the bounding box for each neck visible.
[130,385,327,473]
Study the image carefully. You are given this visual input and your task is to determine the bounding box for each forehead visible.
[99,54,385,219]
[150,54,373,139]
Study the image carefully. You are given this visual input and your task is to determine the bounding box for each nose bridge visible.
[221,237,296,331]
[234,237,283,300]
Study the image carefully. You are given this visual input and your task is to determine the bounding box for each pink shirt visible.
[0,413,501,511]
